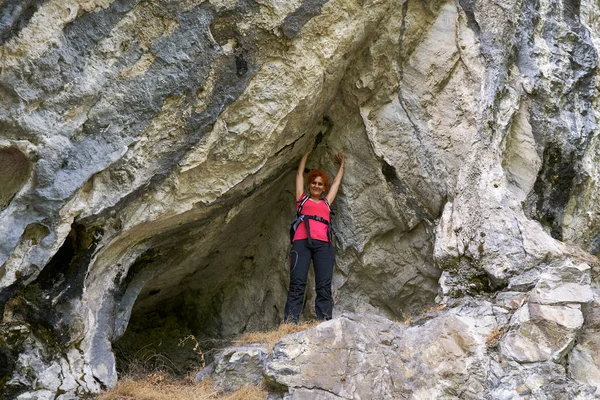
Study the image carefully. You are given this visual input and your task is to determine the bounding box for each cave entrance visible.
[113,171,297,376]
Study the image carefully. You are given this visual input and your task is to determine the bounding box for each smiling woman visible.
[306,170,329,198]
[284,149,345,323]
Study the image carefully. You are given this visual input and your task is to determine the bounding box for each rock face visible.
[1,0,600,398]
[265,312,499,399]
[209,311,597,399]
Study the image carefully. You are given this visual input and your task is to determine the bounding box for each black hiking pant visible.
[284,239,334,323]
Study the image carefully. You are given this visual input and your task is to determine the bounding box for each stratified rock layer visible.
[1,0,600,398]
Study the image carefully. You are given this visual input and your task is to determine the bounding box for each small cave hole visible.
[314,131,324,147]
[381,159,406,197]
[381,160,398,183]
[0,147,32,211]
[235,54,248,76]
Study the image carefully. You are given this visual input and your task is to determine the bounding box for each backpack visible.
[289,194,334,245]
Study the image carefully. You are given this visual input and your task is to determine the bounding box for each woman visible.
[284,149,345,323]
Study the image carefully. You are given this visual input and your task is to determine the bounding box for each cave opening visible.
[112,171,298,377]
[525,145,576,241]
[0,146,32,211]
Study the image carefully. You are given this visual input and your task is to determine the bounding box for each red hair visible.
[306,169,330,192]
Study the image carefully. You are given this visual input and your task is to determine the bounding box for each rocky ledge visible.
[203,303,600,399]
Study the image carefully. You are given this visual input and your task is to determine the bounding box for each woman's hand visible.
[335,153,345,166]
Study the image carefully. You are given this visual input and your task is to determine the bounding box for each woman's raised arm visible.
[296,150,311,200]
[326,153,345,204]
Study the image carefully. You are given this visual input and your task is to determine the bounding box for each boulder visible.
[266,310,496,399]
[212,346,268,392]
[501,260,594,364]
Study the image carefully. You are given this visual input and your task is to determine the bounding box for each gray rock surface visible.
[261,311,596,399]
[212,346,268,392]
[569,289,600,397]
[501,260,593,363]
[265,311,495,399]
[1,0,600,398]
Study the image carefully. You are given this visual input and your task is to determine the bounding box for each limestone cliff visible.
[1,0,600,398]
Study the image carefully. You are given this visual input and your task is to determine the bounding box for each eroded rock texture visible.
[1,0,600,398]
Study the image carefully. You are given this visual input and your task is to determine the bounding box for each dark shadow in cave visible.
[15,223,103,345]
[0,222,102,397]
[525,144,576,241]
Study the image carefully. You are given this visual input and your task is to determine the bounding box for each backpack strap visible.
[296,193,310,215]
[322,197,334,215]
[290,194,310,244]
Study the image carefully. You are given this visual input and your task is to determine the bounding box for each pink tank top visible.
[293,195,331,242]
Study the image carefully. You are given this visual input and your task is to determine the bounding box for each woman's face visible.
[309,176,325,198]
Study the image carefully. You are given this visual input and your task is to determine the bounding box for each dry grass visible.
[98,377,267,400]
[101,322,321,400]
[485,327,505,348]
[235,321,320,350]
[423,304,447,314]
[114,334,206,379]
[103,322,324,399]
